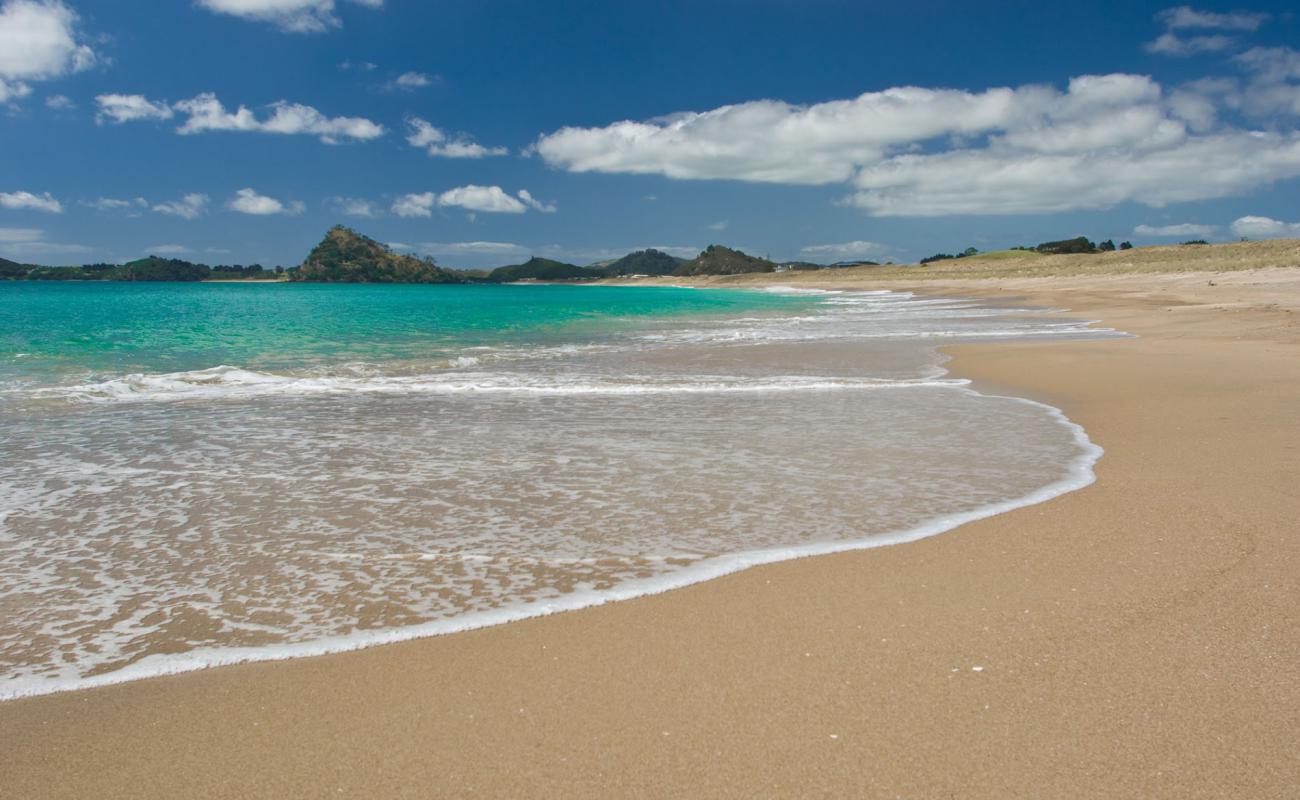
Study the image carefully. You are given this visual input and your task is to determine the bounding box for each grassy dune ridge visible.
[605,239,1300,285]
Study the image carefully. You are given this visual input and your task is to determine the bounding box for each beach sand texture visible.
[1,264,1297,798]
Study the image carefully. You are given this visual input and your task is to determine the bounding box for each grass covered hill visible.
[292,226,465,284]
[598,249,685,277]
[674,245,777,276]
[487,257,596,282]
[1,256,33,279]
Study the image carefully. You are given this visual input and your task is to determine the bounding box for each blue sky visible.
[1,0,1299,267]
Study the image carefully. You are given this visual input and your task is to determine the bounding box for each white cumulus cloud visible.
[1156,6,1269,32]
[414,241,531,256]
[176,93,385,143]
[0,190,62,213]
[95,93,174,124]
[197,0,382,34]
[405,117,507,158]
[516,189,556,213]
[392,71,434,89]
[1133,223,1218,237]
[95,92,384,144]
[326,196,380,218]
[391,192,436,218]
[436,185,528,214]
[153,193,210,220]
[800,240,889,258]
[847,130,1300,216]
[0,226,43,242]
[145,244,192,255]
[0,0,96,104]
[1145,33,1238,57]
[391,186,552,217]
[1230,215,1300,238]
[536,69,1300,217]
[227,188,304,216]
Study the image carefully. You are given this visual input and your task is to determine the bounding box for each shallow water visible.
[0,282,1121,698]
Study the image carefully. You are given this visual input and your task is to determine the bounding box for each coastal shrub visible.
[1035,236,1097,255]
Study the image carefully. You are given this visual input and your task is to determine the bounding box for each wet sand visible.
[2,269,1297,798]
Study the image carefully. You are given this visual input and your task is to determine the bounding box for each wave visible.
[43,365,970,404]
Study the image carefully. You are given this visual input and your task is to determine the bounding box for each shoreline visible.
[2,268,1297,797]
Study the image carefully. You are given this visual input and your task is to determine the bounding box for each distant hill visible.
[488,257,596,282]
[292,226,464,283]
[674,245,776,276]
[114,256,210,281]
[0,256,32,279]
[598,249,685,277]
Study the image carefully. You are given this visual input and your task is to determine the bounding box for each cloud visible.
[436,185,529,214]
[0,226,89,258]
[391,71,435,90]
[706,220,728,231]
[197,0,382,34]
[516,189,556,213]
[0,79,31,102]
[538,68,1300,217]
[227,188,303,216]
[800,240,890,258]
[0,239,89,257]
[534,82,1057,185]
[1227,47,1300,117]
[412,241,531,256]
[86,197,147,214]
[1156,6,1269,32]
[96,92,384,144]
[44,92,71,109]
[0,0,96,104]
[391,186,552,217]
[339,59,376,71]
[536,74,1181,185]
[0,189,62,213]
[405,117,507,158]
[175,93,385,143]
[847,130,1300,216]
[152,193,209,220]
[1133,223,1218,237]
[390,192,435,218]
[95,93,174,124]
[326,196,379,218]
[0,226,42,242]
[1235,47,1300,83]
[1144,32,1238,57]
[145,244,191,255]
[1230,215,1300,238]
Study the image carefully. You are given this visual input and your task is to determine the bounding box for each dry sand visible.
[2,266,1298,798]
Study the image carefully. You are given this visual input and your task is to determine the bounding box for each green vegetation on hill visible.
[674,245,776,276]
[292,226,464,283]
[598,249,685,277]
[1034,236,1098,255]
[0,256,33,279]
[2,254,283,281]
[487,257,595,282]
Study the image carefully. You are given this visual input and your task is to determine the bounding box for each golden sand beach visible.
[2,248,1297,798]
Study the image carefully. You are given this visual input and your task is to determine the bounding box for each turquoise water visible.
[0,282,806,386]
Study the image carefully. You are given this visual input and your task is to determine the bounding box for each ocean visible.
[0,281,1120,698]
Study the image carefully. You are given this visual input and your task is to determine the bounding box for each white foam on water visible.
[0,385,1102,702]
[46,368,969,404]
